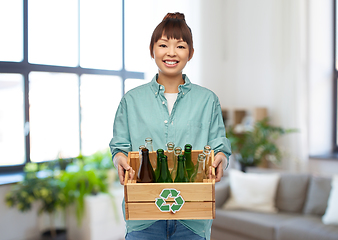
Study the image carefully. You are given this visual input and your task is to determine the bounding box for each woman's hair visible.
[150,12,193,58]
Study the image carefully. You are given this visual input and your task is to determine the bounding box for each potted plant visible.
[61,150,120,240]
[59,165,109,226]
[5,150,117,240]
[82,149,117,188]
[5,162,68,239]
[226,118,297,172]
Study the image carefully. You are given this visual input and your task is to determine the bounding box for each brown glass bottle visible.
[137,148,155,183]
[145,137,156,168]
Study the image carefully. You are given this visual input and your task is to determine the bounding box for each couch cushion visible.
[276,215,338,240]
[222,169,280,213]
[214,209,297,240]
[215,178,230,208]
[303,175,331,216]
[275,173,310,213]
[322,175,338,225]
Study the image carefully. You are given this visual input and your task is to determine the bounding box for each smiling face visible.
[152,36,193,79]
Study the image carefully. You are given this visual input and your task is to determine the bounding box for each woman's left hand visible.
[211,152,227,182]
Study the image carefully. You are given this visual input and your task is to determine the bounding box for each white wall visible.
[198,0,337,174]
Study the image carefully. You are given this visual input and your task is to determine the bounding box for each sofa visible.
[211,170,338,240]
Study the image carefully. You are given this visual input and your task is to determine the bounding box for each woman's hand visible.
[210,152,227,182]
[114,152,135,185]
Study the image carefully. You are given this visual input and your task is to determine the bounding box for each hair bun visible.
[163,12,185,21]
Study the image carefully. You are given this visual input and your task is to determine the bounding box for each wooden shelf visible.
[221,107,268,128]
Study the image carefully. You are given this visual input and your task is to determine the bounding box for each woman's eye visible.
[178,45,186,49]
[159,44,167,48]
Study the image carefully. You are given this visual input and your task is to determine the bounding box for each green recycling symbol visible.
[155,188,185,213]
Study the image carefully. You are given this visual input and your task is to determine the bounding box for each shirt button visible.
[164,120,168,124]
[162,101,165,104]
[160,86,163,89]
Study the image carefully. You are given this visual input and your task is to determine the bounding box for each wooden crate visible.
[124,150,215,220]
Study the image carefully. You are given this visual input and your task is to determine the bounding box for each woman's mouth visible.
[164,60,179,67]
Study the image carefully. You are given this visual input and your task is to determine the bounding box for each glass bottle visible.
[184,144,194,179]
[166,142,175,173]
[203,145,212,177]
[145,137,155,168]
[137,148,155,183]
[157,155,173,183]
[174,155,189,183]
[190,153,207,182]
[138,145,145,164]
[171,146,182,181]
[154,149,164,181]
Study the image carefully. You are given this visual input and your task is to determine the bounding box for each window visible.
[0,0,199,172]
[0,0,144,170]
[0,74,25,166]
[0,0,23,62]
[29,72,80,162]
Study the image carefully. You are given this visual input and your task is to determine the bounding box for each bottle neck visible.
[157,153,163,164]
[142,152,150,165]
[177,160,185,173]
[160,159,169,178]
[184,151,191,160]
[196,159,205,172]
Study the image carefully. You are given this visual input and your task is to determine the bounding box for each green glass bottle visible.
[166,142,175,173]
[174,155,189,183]
[171,146,182,181]
[190,153,207,182]
[137,148,155,183]
[184,144,194,179]
[154,149,164,181]
[157,155,173,183]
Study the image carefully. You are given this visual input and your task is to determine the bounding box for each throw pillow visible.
[303,175,331,215]
[322,175,338,225]
[276,173,310,213]
[222,169,280,213]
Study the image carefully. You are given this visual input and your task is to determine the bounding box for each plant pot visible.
[41,229,67,240]
[66,188,124,240]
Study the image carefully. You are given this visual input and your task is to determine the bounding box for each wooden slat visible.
[125,182,214,202]
[126,202,214,220]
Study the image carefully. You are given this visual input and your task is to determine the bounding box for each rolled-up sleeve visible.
[109,97,132,159]
[208,96,232,169]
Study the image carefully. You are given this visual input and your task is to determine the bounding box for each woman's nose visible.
[167,47,176,56]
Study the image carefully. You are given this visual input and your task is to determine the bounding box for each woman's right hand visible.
[114,152,135,185]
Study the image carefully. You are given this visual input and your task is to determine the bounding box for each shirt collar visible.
[150,74,192,98]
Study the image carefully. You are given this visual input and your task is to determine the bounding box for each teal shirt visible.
[109,74,231,239]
